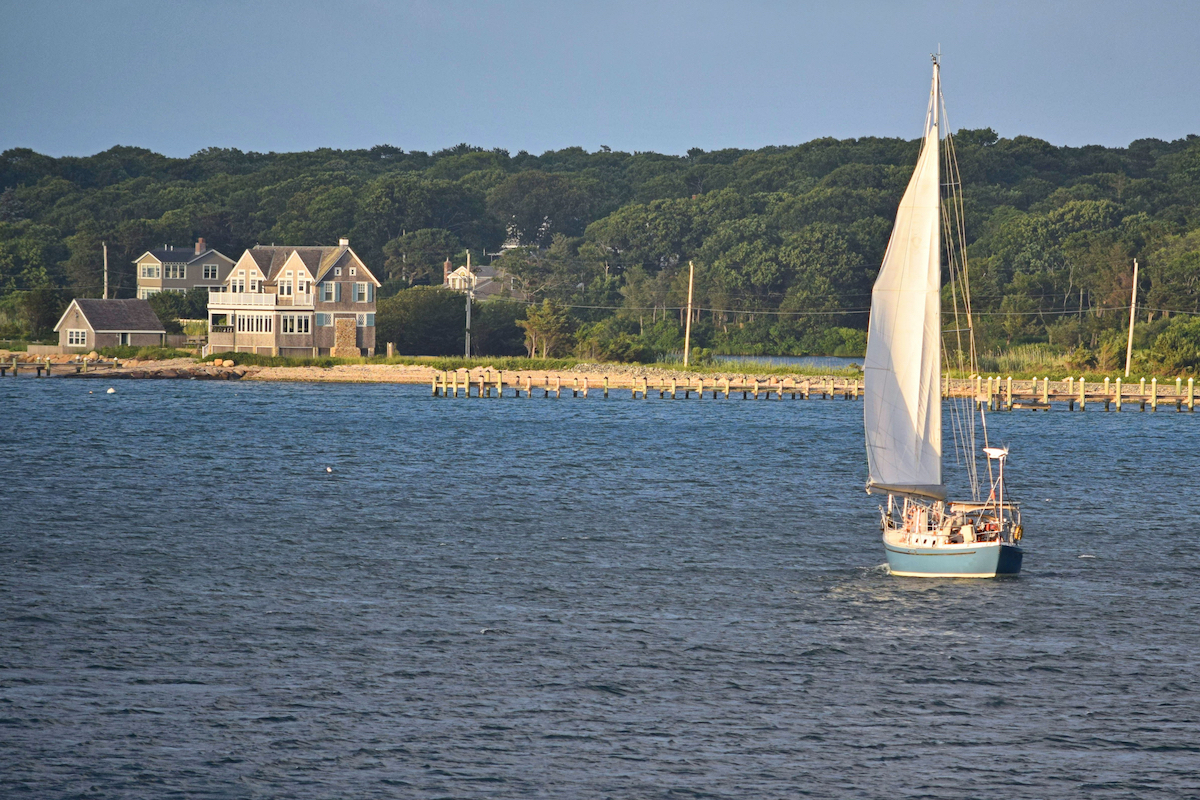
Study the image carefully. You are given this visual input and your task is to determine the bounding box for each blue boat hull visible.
[884,540,1023,578]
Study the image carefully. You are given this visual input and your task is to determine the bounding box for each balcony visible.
[208,291,314,309]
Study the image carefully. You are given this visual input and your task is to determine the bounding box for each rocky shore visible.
[0,350,853,386]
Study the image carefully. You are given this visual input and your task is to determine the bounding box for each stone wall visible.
[332,317,359,357]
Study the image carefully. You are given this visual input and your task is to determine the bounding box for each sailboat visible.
[863,55,1024,578]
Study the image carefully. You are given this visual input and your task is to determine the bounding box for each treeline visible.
[2,132,1200,370]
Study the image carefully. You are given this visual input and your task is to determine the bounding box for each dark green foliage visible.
[1150,316,1200,372]
[375,286,466,356]
[472,299,527,356]
[146,287,209,333]
[4,134,1200,368]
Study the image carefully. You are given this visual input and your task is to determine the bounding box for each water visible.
[2,378,1198,798]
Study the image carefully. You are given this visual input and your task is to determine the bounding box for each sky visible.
[2,0,1198,159]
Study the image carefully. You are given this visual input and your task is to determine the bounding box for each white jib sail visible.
[864,71,944,501]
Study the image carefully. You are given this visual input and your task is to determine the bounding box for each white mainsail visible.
[864,65,944,501]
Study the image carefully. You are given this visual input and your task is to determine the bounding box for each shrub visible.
[1151,317,1200,373]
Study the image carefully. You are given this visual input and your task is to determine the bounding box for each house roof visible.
[56,298,166,333]
[242,244,380,286]
[136,246,232,265]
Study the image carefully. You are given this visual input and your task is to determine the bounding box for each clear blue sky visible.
[2,0,1197,158]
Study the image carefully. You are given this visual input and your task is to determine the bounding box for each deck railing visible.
[208,291,314,308]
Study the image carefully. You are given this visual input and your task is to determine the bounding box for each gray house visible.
[134,238,235,299]
[54,298,166,352]
[207,238,381,357]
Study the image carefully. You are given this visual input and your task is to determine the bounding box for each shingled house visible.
[206,238,380,357]
[54,298,167,352]
[134,238,235,299]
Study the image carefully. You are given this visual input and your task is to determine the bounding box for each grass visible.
[98,345,196,360]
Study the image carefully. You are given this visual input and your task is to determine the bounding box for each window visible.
[138,287,161,299]
[164,263,186,279]
[316,312,332,327]
[280,271,293,296]
[249,279,260,292]
[321,282,335,302]
[230,278,245,292]
[334,267,342,276]
[356,312,374,327]
[281,314,311,334]
[67,329,86,346]
[203,264,219,280]
[349,267,356,276]
[140,264,160,279]
[235,314,272,333]
[354,282,368,302]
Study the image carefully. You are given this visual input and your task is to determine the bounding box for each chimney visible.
[339,237,349,247]
[195,237,205,255]
[443,258,452,284]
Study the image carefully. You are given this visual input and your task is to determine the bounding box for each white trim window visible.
[203,264,219,280]
[280,271,293,296]
[356,313,374,328]
[349,267,356,276]
[67,329,87,346]
[281,314,311,334]
[138,288,161,299]
[140,264,160,279]
[235,313,273,333]
[164,263,186,279]
[354,282,367,302]
[321,282,335,302]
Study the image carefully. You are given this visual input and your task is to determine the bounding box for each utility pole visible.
[464,251,473,358]
[102,241,109,299]
[1124,258,1139,377]
[683,260,695,366]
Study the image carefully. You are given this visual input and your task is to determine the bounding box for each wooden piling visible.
[643,377,649,399]
[604,375,609,398]
[697,378,704,398]
[724,378,730,399]
[753,380,759,400]
[1006,376,1013,411]
[525,375,532,398]
[1176,378,1183,411]
[1140,377,1146,411]
[583,376,589,399]
[1078,376,1085,411]
[555,375,562,398]
[1042,377,1049,405]
[1115,378,1122,412]
[432,373,439,396]
[1151,378,1158,411]
[1104,377,1110,411]
[1189,377,1195,412]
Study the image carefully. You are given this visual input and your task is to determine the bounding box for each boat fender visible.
[1013,525,1023,542]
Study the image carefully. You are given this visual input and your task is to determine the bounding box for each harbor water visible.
[2,378,1198,798]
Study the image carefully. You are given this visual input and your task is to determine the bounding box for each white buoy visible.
[106,387,116,394]
[326,466,332,473]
